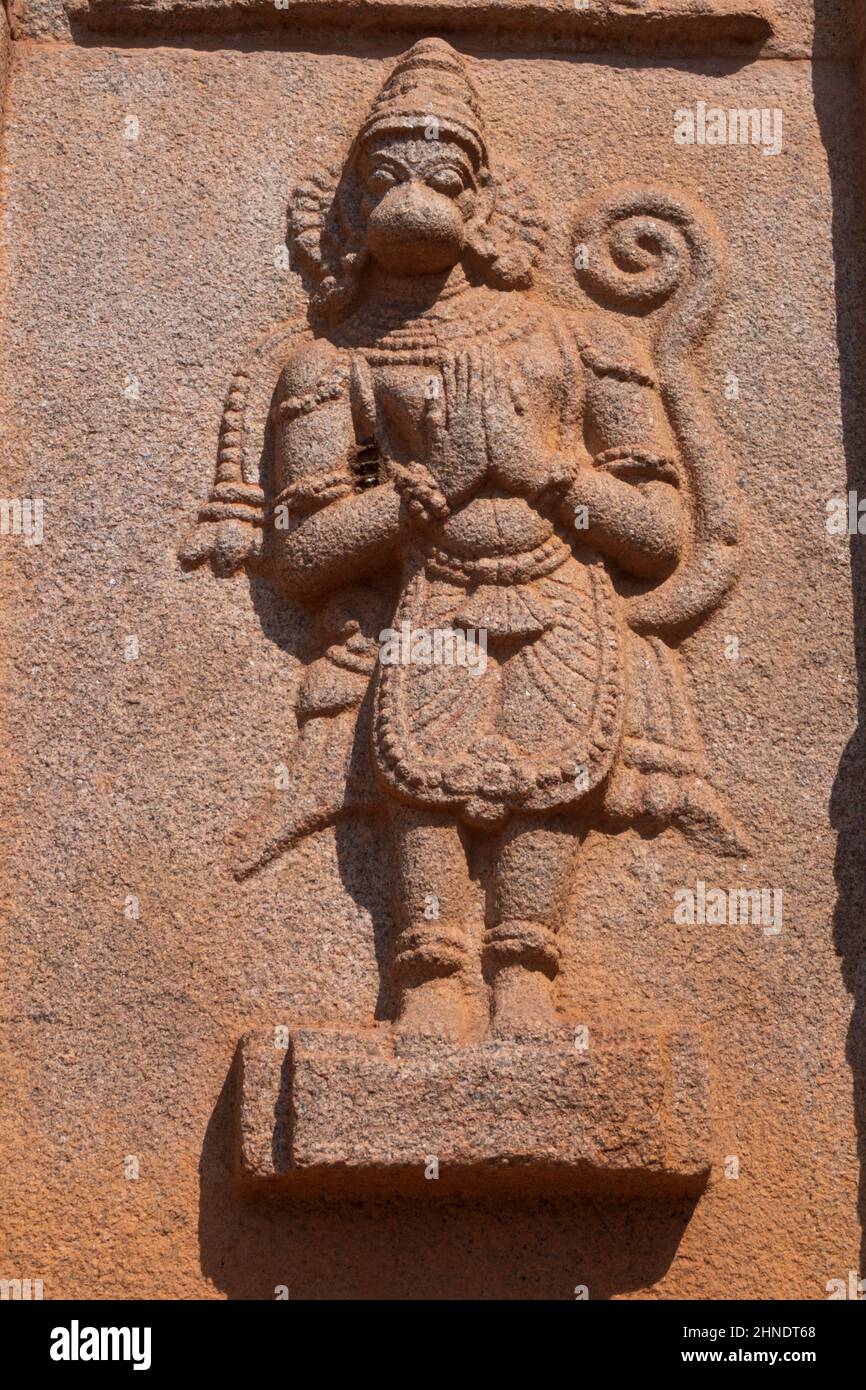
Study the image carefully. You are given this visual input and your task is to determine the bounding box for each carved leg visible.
[484,813,579,1035]
[387,804,474,1038]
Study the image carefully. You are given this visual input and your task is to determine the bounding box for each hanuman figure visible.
[183,40,745,1039]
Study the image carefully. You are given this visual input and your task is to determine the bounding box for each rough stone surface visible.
[1,2,865,1302]
[238,1026,711,1192]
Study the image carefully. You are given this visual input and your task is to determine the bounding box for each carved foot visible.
[393,974,469,1040]
[489,964,559,1037]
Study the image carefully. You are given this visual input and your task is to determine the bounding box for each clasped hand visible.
[392,345,573,526]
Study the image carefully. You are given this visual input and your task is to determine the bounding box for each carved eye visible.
[427,168,465,198]
[366,168,397,198]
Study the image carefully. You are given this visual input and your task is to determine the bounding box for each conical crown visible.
[360,39,487,165]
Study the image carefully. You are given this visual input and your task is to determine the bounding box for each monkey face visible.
[360,136,480,275]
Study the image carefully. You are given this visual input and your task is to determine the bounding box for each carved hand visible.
[180,517,264,577]
[422,347,490,507]
[481,348,573,501]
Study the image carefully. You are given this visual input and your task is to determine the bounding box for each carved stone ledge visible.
[236,1025,712,1196]
[14,0,775,54]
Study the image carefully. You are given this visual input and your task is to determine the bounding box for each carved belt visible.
[423,534,570,587]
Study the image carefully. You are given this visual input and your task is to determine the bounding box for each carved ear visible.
[289,158,370,315]
[466,163,548,288]
[288,163,342,284]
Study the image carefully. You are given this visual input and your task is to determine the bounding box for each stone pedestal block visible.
[237,1026,712,1195]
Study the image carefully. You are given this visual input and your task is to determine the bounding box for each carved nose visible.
[383,182,454,237]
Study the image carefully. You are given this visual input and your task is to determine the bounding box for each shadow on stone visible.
[197,1050,701,1298]
[814,0,866,1276]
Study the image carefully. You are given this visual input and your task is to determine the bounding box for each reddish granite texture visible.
[1,5,865,1299]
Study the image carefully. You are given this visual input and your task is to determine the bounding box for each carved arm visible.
[558,462,682,580]
[270,481,406,602]
[557,324,684,579]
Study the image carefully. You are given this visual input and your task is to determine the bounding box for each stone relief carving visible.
[182,38,745,1183]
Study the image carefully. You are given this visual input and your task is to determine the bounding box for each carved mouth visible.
[368,232,463,275]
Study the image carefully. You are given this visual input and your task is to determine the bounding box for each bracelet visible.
[270,470,354,515]
[593,447,679,485]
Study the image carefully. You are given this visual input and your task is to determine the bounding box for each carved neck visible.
[364,262,472,315]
